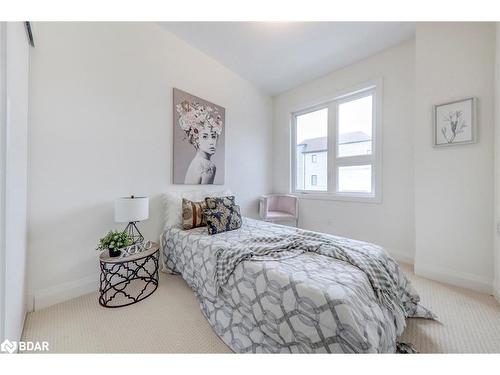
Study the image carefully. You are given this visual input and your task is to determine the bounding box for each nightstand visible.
[99,242,160,308]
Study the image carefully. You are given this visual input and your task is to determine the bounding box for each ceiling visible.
[158,22,415,95]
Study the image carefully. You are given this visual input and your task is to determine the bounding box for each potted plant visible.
[96,230,133,257]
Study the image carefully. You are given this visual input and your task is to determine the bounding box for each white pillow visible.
[162,188,232,230]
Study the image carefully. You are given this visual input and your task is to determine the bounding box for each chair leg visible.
[295,219,299,228]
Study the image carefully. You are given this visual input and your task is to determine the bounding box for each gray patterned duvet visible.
[161,218,433,353]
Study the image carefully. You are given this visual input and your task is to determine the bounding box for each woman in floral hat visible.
[176,99,223,184]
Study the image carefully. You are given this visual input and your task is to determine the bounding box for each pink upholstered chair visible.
[259,194,299,227]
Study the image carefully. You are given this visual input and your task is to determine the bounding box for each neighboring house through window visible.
[292,81,381,202]
[311,175,318,186]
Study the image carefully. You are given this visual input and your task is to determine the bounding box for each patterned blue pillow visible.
[204,195,235,210]
[204,202,242,235]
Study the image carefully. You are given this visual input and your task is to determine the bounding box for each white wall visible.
[0,22,5,343]
[414,23,495,293]
[273,40,416,264]
[1,22,30,341]
[28,22,273,309]
[495,23,500,301]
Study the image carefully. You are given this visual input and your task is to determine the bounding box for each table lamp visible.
[115,195,149,244]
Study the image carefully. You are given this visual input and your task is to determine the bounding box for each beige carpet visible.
[22,264,500,353]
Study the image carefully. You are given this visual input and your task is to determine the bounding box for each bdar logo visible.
[1,339,17,354]
[1,339,49,353]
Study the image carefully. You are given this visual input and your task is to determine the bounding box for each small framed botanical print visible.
[433,97,476,147]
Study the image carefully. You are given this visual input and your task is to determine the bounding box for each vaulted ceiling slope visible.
[158,22,415,95]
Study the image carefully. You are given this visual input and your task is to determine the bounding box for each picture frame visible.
[172,88,225,185]
[433,97,476,147]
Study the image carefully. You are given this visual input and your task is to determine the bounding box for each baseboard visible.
[414,261,493,294]
[494,284,500,304]
[386,249,414,265]
[28,258,494,310]
[32,273,99,311]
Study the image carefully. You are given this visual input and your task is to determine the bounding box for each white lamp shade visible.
[115,196,149,223]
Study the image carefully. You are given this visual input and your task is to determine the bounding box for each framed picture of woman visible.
[173,88,225,184]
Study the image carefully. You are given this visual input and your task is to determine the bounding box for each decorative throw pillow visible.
[182,198,207,230]
[162,189,232,229]
[204,204,242,235]
[204,195,236,210]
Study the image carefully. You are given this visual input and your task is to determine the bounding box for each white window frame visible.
[290,79,382,203]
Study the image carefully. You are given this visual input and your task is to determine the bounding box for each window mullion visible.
[327,102,336,194]
[336,155,373,167]
[291,114,297,193]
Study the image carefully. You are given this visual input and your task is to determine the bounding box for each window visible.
[292,83,381,202]
[294,108,328,192]
[311,175,318,186]
[338,165,371,193]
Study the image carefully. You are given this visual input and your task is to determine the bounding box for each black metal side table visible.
[99,243,159,308]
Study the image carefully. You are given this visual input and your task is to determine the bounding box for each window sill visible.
[291,191,382,204]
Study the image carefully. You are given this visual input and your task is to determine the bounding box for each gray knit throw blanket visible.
[215,232,407,333]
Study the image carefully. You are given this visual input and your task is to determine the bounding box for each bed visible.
[161,217,433,353]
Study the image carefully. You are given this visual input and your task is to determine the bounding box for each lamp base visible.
[123,221,144,245]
